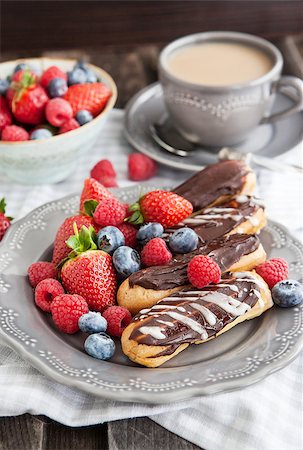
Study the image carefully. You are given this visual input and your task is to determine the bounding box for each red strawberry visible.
[41,66,67,88]
[52,214,97,266]
[79,177,114,212]
[7,70,49,125]
[0,97,12,131]
[0,198,13,241]
[11,69,38,84]
[64,83,111,116]
[61,225,116,312]
[127,190,193,228]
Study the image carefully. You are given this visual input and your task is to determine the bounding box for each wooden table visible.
[1,2,302,447]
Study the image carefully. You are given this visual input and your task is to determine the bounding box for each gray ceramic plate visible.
[124,83,303,171]
[0,186,302,403]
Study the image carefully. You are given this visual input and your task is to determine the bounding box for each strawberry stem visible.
[0,198,13,221]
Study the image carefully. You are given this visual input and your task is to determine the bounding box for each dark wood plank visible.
[0,415,108,450]
[108,417,202,450]
[0,415,47,450]
[43,419,108,450]
[2,1,303,57]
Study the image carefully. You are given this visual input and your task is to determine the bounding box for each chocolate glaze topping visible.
[163,196,264,243]
[129,233,260,290]
[174,160,249,211]
[130,272,264,353]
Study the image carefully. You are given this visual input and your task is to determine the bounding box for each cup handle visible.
[261,76,303,124]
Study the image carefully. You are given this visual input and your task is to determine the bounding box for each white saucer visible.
[124,83,303,171]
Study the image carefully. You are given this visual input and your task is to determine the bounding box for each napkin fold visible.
[0,110,302,450]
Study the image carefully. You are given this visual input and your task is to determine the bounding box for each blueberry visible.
[13,63,29,73]
[85,68,98,83]
[0,79,9,95]
[79,312,107,334]
[74,59,87,70]
[76,109,93,126]
[168,227,199,254]
[97,226,125,254]
[113,246,141,277]
[84,332,115,360]
[272,279,303,308]
[48,77,68,98]
[136,222,164,246]
[30,128,53,140]
[67,68,87,85]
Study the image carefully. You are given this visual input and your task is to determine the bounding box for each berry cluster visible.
[0,60,111,141]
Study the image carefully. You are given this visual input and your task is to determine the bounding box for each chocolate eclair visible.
[163,195,266,243]
[117,233,266,315]
[121,271,273,367]
[174,160,256,212]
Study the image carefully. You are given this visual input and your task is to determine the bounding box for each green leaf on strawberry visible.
[0,197,13,221]
[83,199,99,217]
[66,223,97,256]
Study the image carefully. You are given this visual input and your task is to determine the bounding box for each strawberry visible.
[7,70,48,125]
[0,198,13,241]
[61,224,116,312]
[52,214,97,266]
[79,177,114,212]
[0,97,12,131]
[127,190,193,228]
[64,83,111,116]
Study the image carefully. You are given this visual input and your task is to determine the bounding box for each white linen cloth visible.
[0,109,302,450]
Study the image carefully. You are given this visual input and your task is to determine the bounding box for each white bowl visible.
[0,58,117,184]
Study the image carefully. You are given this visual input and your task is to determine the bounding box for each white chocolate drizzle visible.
[189,303,217,326]
[164,311,209,340]
[139,326,166,339]
[200,292,251,316]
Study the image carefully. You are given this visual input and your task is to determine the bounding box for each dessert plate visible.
[0,186,302,403]
[124,83,303,171]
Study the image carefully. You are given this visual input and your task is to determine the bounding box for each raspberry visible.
[50,294,89,334]
[93,196,126,227]
[102,306,132,337]
[187,255,221,288]
[59,118,80,134]
[45,98,73,127]
[28,261,58,287]
[255,258,288,289]
[90,159,118,187]
[128,153,157,181]
[141,238,172,267]
[34,278,65,312]
[117,223,138,248]
[41,66,67,88]
[2,125,29,141]
[0,97,12,131]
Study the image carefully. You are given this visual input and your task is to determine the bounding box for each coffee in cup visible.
[159,32,303,147]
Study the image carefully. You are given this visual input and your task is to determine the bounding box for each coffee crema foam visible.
[167,42,273,86]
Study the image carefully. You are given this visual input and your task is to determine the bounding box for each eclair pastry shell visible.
[118,242,266,315]
[121,272,273,368]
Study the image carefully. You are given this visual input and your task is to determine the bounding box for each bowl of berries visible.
[0,58,117,184]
